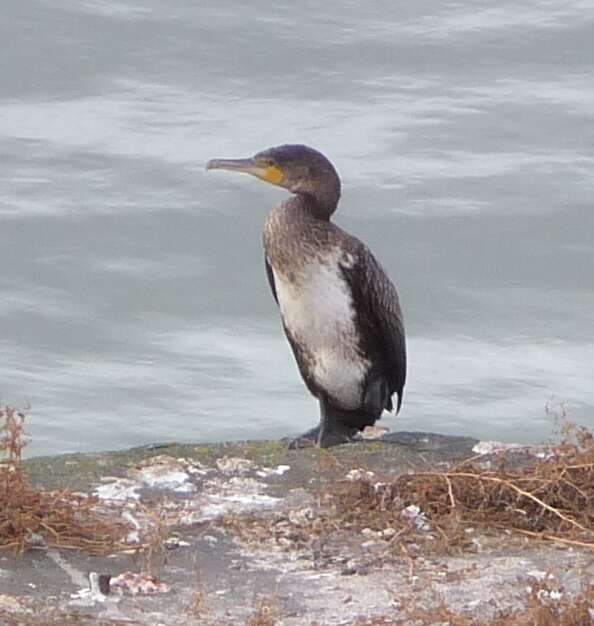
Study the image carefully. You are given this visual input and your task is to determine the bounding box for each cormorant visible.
[207,145,406,448]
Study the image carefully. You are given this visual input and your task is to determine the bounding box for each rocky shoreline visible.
[1,432,592,625]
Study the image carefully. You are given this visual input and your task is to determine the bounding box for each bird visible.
[206,144,406,448]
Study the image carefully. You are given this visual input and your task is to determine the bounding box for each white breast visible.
[272,252,369,409]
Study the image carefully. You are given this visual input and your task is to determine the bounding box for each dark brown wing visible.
[340,245,406,412]
[264,256,278,304]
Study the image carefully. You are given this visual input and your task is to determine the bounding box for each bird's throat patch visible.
[261,165,284,185]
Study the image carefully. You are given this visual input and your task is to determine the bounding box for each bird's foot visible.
[287,422,359,449]
[318,420,359,448]
[288,426,321,450]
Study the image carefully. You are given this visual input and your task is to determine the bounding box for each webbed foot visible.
[318,420,358,448]
[288,425,320,449]
[287,421,358,449]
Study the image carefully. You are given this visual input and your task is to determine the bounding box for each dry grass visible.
[135,500,179,573]
[186,588,208,619]
[0,405,132,556]
[338,424,594,552]
[245,596,279,626]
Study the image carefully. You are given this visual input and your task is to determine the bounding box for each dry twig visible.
[0,405,133,556]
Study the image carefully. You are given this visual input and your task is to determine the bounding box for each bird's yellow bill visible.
[206,157,284,186]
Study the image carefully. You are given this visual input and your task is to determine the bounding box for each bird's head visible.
[207,144,341,217]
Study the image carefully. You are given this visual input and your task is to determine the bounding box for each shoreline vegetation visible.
[1,403,592,625]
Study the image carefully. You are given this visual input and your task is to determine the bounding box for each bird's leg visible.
[287,399,359,449]
[316,399,359,448]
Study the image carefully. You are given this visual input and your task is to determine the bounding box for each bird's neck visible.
[297,187,340,221]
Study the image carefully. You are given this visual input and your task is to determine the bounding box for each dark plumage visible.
[207,144,406,448]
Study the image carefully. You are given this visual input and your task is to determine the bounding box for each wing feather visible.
[264,256,278,304]
[340,245,406,412]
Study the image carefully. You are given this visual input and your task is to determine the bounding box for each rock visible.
[359,425,389,440]
[401,504,432,532]
[110,572,171,595]
[129,455,196,493]
[346,468,375,481]
[0,594,29,613]
[95,478,141,501]
[216,457,256,475]
[256,464,291,477]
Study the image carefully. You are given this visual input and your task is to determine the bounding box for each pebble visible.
[216,457,255,475]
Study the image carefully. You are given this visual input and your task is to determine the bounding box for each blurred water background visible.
[1,0,593,456]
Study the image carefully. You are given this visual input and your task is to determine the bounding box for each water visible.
[1,0,593,457]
